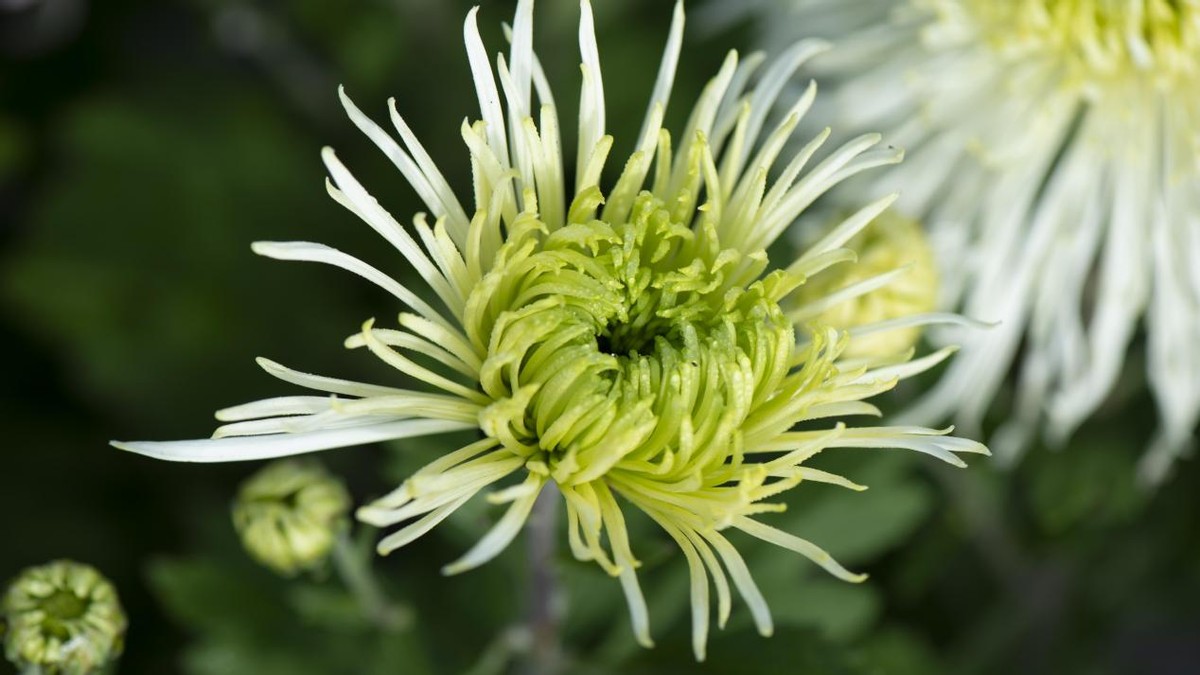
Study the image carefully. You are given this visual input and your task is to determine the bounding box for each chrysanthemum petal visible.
[704,531,773,637]
[442,473,546,575]
[251,241,454,331]
[794,193,899,266]
[375,494,475,555]
[322,154,464,316]
[733,516,867,583]
[637,0,684,148]
[464,6,511,169]
[112,419,471,463]
[339,88,469,248]
[253,357,409,398]
[215,396,338,422]
[575,0,606,191]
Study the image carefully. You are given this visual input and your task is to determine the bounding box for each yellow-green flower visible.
[793,210,939,359]
[114,0,988,659]
[2,560,126,675]
[232,459,352,576]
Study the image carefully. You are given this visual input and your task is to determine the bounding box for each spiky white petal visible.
[736,0,1200,477]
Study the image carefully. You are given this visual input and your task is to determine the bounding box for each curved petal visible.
[112,419,472,463]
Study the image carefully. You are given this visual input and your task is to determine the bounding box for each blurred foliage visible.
[2,0,1199,674]
[148,525,432,675]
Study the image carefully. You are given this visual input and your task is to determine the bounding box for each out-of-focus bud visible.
[800,210,939,359]
[2,560,127,675]
[232,459,351,576]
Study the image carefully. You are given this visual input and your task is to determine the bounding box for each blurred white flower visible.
[730,0,1200,480]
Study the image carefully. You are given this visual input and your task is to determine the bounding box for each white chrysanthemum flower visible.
[113,0,989,659]
[728,0,1200,480]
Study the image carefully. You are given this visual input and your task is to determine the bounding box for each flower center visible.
[471,193,795,485]
[38,590,90,640]
[967,0,1197,82]
[40,590,88,623]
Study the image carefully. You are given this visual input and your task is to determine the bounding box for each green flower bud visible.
[232,459,352,576]
[2,560,126,675]
[797,210,939,359]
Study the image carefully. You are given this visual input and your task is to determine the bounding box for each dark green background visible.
[2,1,1198,673]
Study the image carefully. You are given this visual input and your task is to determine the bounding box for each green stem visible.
[930,465,1026,589]
[463,626,533,675]
[524,484,563,675]
[331,531,410,632]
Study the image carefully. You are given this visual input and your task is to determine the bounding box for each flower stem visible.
[332,531,411,632]
[525,483,563,675]
[463,626,533,675]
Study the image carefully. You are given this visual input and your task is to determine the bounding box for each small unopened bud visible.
[2,560,127,675]
[802,210,938,358]
[232,459,352,576]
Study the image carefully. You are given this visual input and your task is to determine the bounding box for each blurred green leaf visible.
[149,553,435,675]
[148,557,293,639]
[1,85,373,431]
[752,577,880,640]
[854,626,943,675]
[288,583,374,632]
[776,457,934,566]
[182,640,323,675]
[616,626,869,675]
[560,557,639,647]
[1026,439,1144,534]
[0,114,30,180]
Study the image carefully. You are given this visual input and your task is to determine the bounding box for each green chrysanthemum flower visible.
[232,459,352,576]
[794,210,939,359]
[114,0,988,658]
[2,560,126,675]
